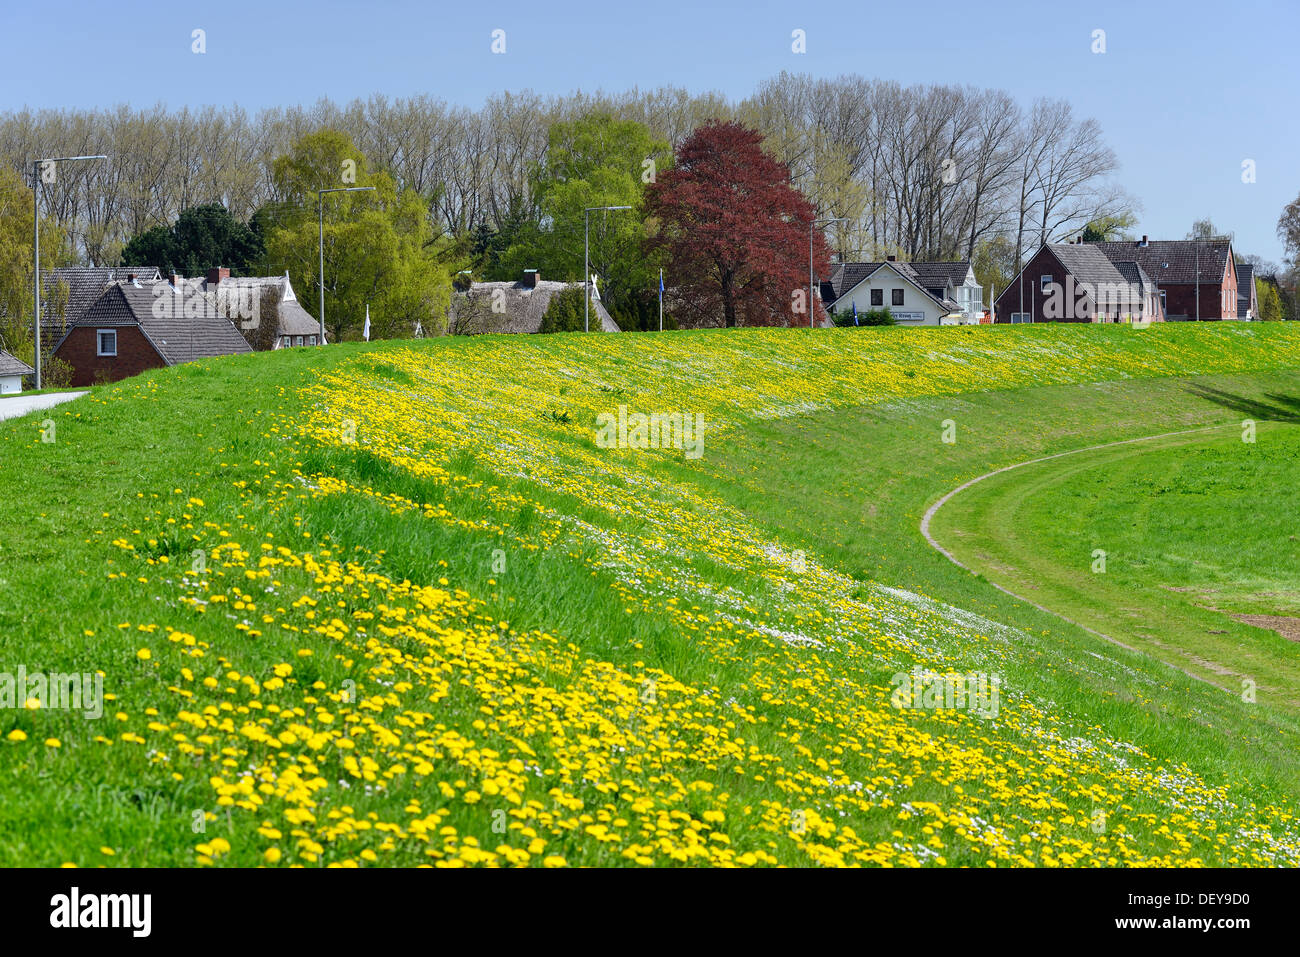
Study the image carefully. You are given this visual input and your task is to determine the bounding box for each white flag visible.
[363,304,370,341]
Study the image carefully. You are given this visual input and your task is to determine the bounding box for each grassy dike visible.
[1,324,1299,867]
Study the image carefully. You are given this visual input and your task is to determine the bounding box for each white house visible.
[0,351,33,394]
[821,258,984,325]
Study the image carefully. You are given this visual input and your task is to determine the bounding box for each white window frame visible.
[1009,312,1033,324]
[1040,275,1053,292]
[96,328,117,357]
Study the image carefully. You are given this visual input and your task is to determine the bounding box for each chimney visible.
[886,255,896,262]
[207,267,230,286]
[169,273,182,288]
[523,268,540,288]
[1140,235,1149,247]
[125,272,136,282]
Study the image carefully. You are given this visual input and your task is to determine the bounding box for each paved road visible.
[0,390,89,422]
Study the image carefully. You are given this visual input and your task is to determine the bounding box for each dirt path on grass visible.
[919,424,1236,688]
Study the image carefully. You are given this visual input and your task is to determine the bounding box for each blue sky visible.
[3,0,1296,262]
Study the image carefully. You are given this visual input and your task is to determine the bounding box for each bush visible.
[539,286,594,333]
[40,355,75,389]
[832,306,895,327]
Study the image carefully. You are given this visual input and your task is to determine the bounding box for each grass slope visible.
[928,408,1300,702]
[1,324,1299,867]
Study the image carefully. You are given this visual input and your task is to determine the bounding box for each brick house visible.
[995,243,1164,323]
[33,266,161,363]
[50,279,251,386]
[1088,237,1238,320]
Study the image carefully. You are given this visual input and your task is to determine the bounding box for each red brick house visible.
[50,280,251,386]
[994,243,1164,323]
[1089,237,1238,320]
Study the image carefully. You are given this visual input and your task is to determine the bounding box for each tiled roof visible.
[449,280,620,334]
[908,261,972,290]
[39,266,161,339]
[1089,240,1234,285]
[1049,244,1129,286]
[0,350,34,377]
[61,282,252,364]
[824,260,973,306]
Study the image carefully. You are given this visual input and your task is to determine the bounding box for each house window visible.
[1159,290,1167,313]
[1040,275,1053,292]
[97,329,117,357]
[892,288,905,307]
[1010,313,1032,324]
[308,335,317,346]
[295,335,304,347]
[870,288,883,307]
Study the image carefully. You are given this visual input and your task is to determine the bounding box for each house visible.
[37,266,161,358]
[0,351,34,394]
[449,270,620,334]
[995,242,1164,324]
[173,268,323,349]
[821,257,981,325]
[1087,237,1238,320]
[50,279,252,386]
[1236,262,1257,320]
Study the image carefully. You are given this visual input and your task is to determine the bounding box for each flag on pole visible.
[658,268,664,332]
[363,304,370,341]
[852,302,858,326]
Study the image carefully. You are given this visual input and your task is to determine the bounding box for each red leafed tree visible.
[646,121,830,328]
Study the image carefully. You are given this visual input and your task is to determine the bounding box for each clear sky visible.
[3,0,1296,262]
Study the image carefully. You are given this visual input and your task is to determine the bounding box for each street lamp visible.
[810,217,848,328]
[318,186,376,344]
[584,205,632,333]
[32,154,107,388]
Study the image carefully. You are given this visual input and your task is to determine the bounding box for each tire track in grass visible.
[920,424,1236,689]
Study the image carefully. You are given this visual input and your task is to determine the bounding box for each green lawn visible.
[699,367,1300,798]
[2,325,1300,867]
[928,404,1300,704]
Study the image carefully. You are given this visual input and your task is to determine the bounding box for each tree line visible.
[17,73,1298,339]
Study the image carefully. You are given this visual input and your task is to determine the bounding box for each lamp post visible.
[584,205,632,332]
[318,186,375,344]
[32,154,107,388]
[810,218,848,328]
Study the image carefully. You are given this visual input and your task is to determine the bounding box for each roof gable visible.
[64,281,251,364]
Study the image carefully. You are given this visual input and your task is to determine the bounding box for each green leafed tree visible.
[492,114,670,330]
[1080,212,1137,242]
[121,204,265,276]
[0,166,68,365]
[259,129,456,342]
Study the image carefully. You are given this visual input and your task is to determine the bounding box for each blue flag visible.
[852,302,858,326]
